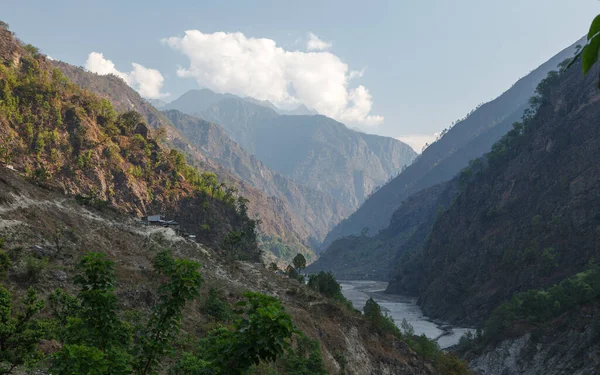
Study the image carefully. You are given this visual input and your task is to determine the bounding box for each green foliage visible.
[48,288,78,326]
[282,335,327,375]
[0,286,46,374]
[481,265,600,344]
[52,252,132,375]
[363,297,401,337]
[569,14,600,87]
[24,256,47,282]
[190,292,296,374]
[307,271,342,299]
[203,288,231,322]
[286,265,303,283]
[400,318,415,336]
[0,251,10,279]
[168,352,213,375]
[0,21,9,30]
[292,253,306,272]
[135,250,203,375]
[434,353,471,375]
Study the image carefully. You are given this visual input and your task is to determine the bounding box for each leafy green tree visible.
[188,292,296,374]
[0,286,46,375]
[134,250,203,375]
[51,252,132,375]
[307,272,342,299]
[362,298,401,337]
[292,253,306,272]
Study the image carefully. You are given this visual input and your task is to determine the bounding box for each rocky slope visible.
[322,38,583,248]
[410,54,600,325]
[0,26,453,374]
[162,109,351,244]
[167,94,417,210]
[52,60,330,263]
[464,296,600,375]
[0,166,439,375]
[0,30,263,258]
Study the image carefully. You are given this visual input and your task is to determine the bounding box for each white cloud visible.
[163,30,382,126]
[396,133,439,153]
[306,32,332,51]
[84,52,170,99]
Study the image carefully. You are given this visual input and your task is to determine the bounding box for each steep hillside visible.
[167,95,417,210]
[0,166,444,375]
[411,55,600,325]
[308,181,459,281]
[0,25,461,374]
[162,109,351,245]
[52,61,329,263]
[0,28,261,260]
[322,38,583,248]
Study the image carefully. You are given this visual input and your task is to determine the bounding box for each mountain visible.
[51,62,323,263]
[162,109,351,244]
[0,29,259,259]
[0,25,458,375]
[307,180,459,280]
[321,38,583,248]
[167,95,417,210]
[396,58,600,325]
[147,98,168,108]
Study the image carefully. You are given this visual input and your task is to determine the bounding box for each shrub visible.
[0,251,10,278]
[25,256,47,282]
[282,335,327,375]
[203,288,231,322]
[363,298,401,337]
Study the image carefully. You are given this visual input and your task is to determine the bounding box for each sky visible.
[4,0,599,151]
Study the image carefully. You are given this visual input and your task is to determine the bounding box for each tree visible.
[135,250,203,375]
[181,292,297,374]
[307,272,342,300]
[203,288,231,322]
[51,252,132,375]
[0,287,46,375]
[292,253,306,272]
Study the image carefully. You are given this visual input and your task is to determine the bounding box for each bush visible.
[307,272,342,299]
[203,288,231,322]
[282,335,327,375]
[0,251,10,278]
[25,256,47,282]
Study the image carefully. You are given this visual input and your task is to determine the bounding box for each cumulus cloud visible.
[396,133,439,153]
[84,52,169,99]
[306,32,332,51]
[162,30,382,126]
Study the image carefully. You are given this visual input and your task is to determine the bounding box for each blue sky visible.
[4,1,599,150]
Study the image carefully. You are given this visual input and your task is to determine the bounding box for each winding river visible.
[340,280,472,349]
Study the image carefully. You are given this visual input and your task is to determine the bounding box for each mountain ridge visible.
[321,37,584,248]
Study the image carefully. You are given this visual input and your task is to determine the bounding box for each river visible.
[340,280,473,349]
